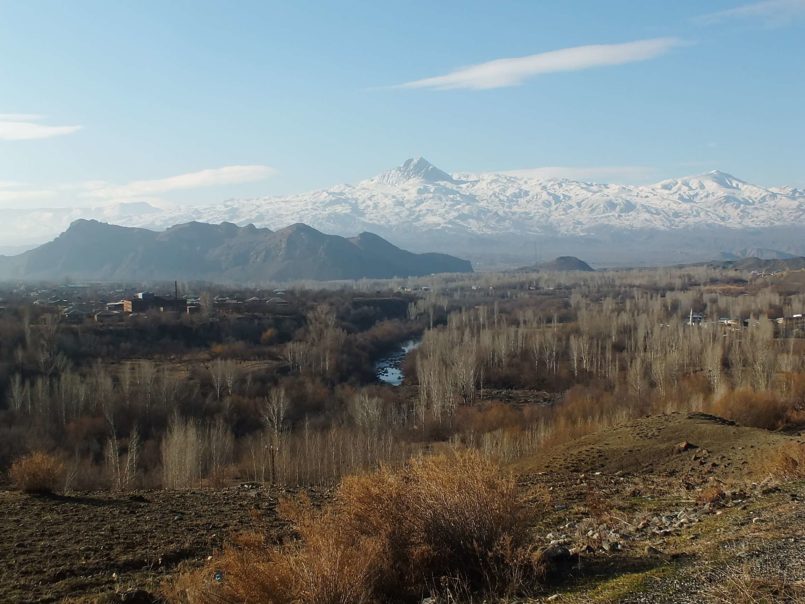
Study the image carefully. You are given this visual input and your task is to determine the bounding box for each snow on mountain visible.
[1,159,803,251]
[140,159,802,237]
[374,156,456,185]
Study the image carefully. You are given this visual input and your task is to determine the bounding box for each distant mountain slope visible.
[538,256,595,272]
[0,220,472,282]
[516,256,595,272]
[1,158,803,265]
[719,248,797,261]
[709,256,805,272]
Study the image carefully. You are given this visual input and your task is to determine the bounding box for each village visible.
[0,281,293,324]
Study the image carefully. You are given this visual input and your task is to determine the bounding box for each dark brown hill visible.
[518,255,595,272]
[0,220,472,282]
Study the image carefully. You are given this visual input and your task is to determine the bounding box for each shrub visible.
[710,389,790,430]
[161,417,202,489]
[336,450,538,597]
[260,328,279,345]
[9,451,65,494]
[169,450,541,603]
[756,442,805,481]
[696,485,726,505]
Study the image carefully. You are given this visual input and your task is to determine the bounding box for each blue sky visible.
[0,0,803,208]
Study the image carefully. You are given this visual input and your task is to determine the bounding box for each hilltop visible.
[516,411,796,479]
[519,256,595,272]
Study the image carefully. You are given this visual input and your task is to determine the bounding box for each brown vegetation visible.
[757,441,805,481]
[1,269,803,492]
[704,563,805,604]
[710,389,791,430]
[9,451,65,494]
[169,450,541,603]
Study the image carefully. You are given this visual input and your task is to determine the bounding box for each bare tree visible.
[262,387,289,484]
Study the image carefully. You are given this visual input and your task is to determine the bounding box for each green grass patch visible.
[560,563,679,603]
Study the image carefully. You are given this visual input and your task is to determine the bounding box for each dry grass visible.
[9,451,65,494]
[756,442,805,481]
[697,485,727,505]
[704,564,805,603]
[710,389,791,431]
[168,450,542,603]
[585,486,615,519]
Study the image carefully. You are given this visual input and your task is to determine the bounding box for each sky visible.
[0,0,804,209]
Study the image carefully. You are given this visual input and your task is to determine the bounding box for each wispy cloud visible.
[0,181,56,203]
[396,38,684,90]
[697,0,805,25]
[0,165,277,208]
[498,165,656,183]
[0,114,81,140]
[83,165,277,200]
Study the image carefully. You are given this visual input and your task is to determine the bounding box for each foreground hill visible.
[516,411,795,480]
[2,158,803,265]
[2,412,802,602]
[513,412,805,603]
[0,220,472,282]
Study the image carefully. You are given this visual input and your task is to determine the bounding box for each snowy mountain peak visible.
[0,161,802,261]
[655,170,750,193]
[374,157,454,185]
[701,170,745,188]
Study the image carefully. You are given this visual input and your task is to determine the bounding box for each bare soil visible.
[515,411,800,481]
[0,485,318,603]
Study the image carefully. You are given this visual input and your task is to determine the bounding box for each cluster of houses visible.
[92,290,290,322]
[686,309,805,334]
[94,291,195,323]
[212,293,289,314]
[4,283,291,324]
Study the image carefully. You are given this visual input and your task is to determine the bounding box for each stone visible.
[118,589,159,604]
[676,441,697,453]
[536,544,576,580]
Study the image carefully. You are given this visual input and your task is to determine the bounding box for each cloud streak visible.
[697,0,805,25]
[83,165,277,200]
[0,188,56,203]
[0,166,277,208]
[0,114,81,140]
[396,38,684,90]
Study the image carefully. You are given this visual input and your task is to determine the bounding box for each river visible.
[374,338,421,386]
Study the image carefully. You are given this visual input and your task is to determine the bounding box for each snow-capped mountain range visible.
[2,158,803,265]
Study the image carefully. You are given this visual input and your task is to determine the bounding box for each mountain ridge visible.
[0,219,473,282]
[1,158,803,265]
